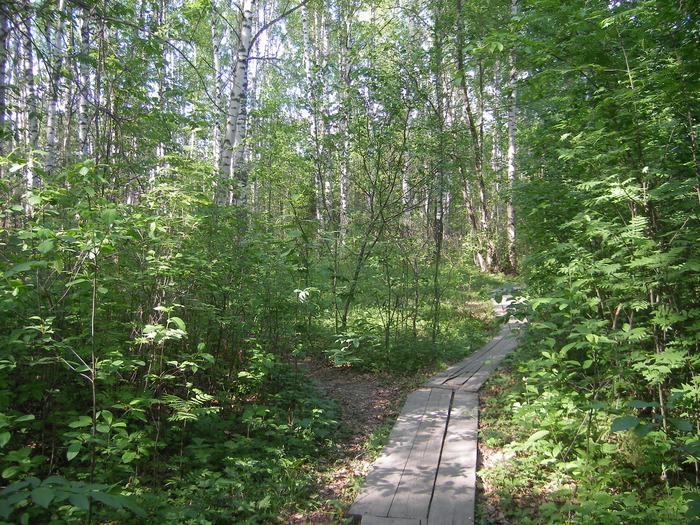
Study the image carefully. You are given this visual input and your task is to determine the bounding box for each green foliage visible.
[0,475,145,524]
[1,143,499,521]
[476,1,700,521]
[7,0,695,521]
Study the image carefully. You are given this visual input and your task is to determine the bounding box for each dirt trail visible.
[284,357,426,524]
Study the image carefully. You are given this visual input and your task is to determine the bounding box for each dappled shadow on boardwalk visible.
[349,316,521,525]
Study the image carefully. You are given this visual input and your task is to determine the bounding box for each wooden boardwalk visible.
[348,302,520,525]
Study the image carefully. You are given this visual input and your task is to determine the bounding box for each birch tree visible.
[77,12,91,156]
[22,10,39,190]
[44,0,67,177]
[454,0,492,271]
[0,8,8,159]
[218,0,255,205]
[218,0,311,206]
[505,0,518,271]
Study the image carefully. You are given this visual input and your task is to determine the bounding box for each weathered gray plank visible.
[426,391,478,525]
[460,329,519,392]
[350,389,434,518]
[387,388,453,519]
[359,517,422,525]
[425,323,520,392]
[424,339,500,388]
[350,309,521,525]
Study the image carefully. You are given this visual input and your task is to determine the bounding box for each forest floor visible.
[284,355,429,524]
[284,354,511,524]
[286,331,508,521]
[282,302,502,524]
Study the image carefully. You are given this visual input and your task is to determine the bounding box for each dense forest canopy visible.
[0,0,698,522]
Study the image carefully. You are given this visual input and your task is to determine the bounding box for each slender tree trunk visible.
[301,3,325,225]
[337,6,352,245]
[45,0,67,177]
[431,2,445,342]
[78,12,90,155]
[219,0,255,206]
[506,0,518,272]
[454,0,492,271]
[312,7,334,227]
[211,20,223,164]
[23,15,39,192]
[0,10,9,159]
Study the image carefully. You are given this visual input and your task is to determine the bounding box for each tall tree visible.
[0,6,9,159]
[505,0,518,271]
[44,0,67,177]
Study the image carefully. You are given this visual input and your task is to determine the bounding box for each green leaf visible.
[90,491,123,509]
[68,416,93,428]
[41,476,67,486]
[31,487,54,508]
[4,261,35,277]
[27,195,43,207]
[668,417,693,432]
[67,442,82,461]
[99,410,113,426]
[0,432,10,448]
[526,430,550,444]
[102,207,118,225]
[36,239,56,254]
[121,451,137,463]
[14,415,35,423]
[168,316,186,330]
[0,490,29,518]
[582,402,608,410]
[633,423,656,436]
[611,416,639,432]
[69,492,90,511]
[2,466,20,479]
[119,497,147,517]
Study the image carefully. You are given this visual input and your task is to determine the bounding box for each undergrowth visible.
[477,342,697,524]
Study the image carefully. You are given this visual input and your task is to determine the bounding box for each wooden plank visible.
[427,323,520,392]
[425,346,492,387]
[460,330,519,392]
[360,517,422,525]
[426,391,478,525]
[424,327,514,389]
[350,389,434,518]
[350,311,521,525]
[387,388,453,519]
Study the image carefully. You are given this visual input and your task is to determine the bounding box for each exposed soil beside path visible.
[283,356,429,524]
[284,303,500,523]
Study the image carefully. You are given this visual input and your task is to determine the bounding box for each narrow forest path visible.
[347,299,521,525]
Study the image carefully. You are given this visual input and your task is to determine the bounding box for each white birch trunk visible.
[506,0,518,270]
[301,5,311,79]
[211,20,223,163]
[338,11,352,244]
[219,0,255,206]
[0,11,8,158]
[455,0,491,271]
[302,3,327,225]
[45,0,67,177]
[78,13,91,155]
[23,19,39,191]
[313,7,334,226]
[230,0,255,206]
